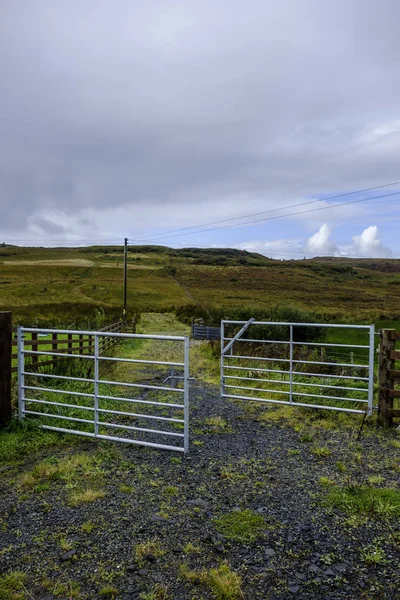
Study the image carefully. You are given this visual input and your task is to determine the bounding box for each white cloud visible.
[305,224,337,256]
[239,224,394,259]
[351,225,392,258]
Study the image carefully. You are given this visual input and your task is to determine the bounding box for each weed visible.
[99,585,119,599]
[288,449,300,456]
[205,416,230,432]
[19,453,102,490]
[193,440,204,446]
[53,580,81,599]
[311,446,331,458]
[325,485,400,518]
[81,521,95,533]
[336,461,347,472]
[389,439,400,449]
[69,488,105,506]
[360,543,387,565]
[368,475,385,485]
[300,433,313,443]
[119,484,135,493]
[219,467,245,483]
[165,486,178,496]
[59,536,74,551]
[180,563,243,600]
[319,476,336,486]
[183,542,202,554]
[214,509,265,542]
[140,584,170,600]
[135,540,165,565]
[0,571,27,600]
[344,514,368,528]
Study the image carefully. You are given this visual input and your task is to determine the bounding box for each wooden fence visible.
[10,320,130,374]
[0,313,134,425]
[378,329,400,427]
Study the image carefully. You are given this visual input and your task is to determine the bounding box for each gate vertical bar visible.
[220,321,225,397]
[94,334,99,436]
[289,325,294,404]
[367,324,375,415]
[17,327,25,421]
[183,336,190,454]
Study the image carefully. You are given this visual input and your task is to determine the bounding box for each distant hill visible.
[1,244,399,326]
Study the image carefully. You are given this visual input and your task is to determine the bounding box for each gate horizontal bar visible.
[224,365,369,380]
[99,356,184,367]
[225,384,291,395]
[224,386,367,403]
[223,374,368,392]
[222,321,371,329]
[222,394,366,413]
[98,421,184,438]
[38,426,185,452]
[25,398,94,411]
[223,337,369,349]
[97,393,184,409]
[97,407,184,423]
[98,378,184,393]
[292,359,369,369]
[23,372,94,383]
[225,355,368,369]
[23,350,94,359]
[23,385,94,398]
[225,355,290,363]
[24,410,93,424]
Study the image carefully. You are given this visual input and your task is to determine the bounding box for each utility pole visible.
[123,237,128,320]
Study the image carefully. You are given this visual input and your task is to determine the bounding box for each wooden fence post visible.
[52,332,58,367]
[378,329,395,427]
[31,332,38,370]
[0,312,12,426]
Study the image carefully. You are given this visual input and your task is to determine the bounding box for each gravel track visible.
[0,381,399,600]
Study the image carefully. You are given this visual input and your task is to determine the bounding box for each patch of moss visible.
[0,571,27,600]
[326,486,400,518]
[214,509,265,542]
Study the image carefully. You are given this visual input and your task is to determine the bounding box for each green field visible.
[1,244,400,327]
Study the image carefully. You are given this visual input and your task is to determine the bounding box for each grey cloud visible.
[0,0,400,240]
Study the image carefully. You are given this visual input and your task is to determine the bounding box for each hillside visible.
[0,245,399,326]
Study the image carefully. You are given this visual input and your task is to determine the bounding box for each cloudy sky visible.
[1,0,399,258]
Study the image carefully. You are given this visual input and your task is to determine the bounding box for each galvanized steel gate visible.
[221,320,375,414]
[18,327,190,453]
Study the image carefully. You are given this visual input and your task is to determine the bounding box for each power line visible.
[130,190,400,243]
[128,181,400,243]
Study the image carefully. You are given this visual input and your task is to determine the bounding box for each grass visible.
[140,584,170,600]
[69,488,106,506]
[0,571,27,600]
[360,543,387,565]
[325,485,400,518]
[18,453,103,489]
[180,563,243,600]
[311,446,332,458]
[99,585,119,599]
[135,540,165,565]
[2,244,400,326]
[0,424,76,466]
[214,509,265,543]
[81,521,96,533]
[204,416,230,432]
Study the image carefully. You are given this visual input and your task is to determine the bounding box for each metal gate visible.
[221,320,375,414]
[18,327,190,453]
